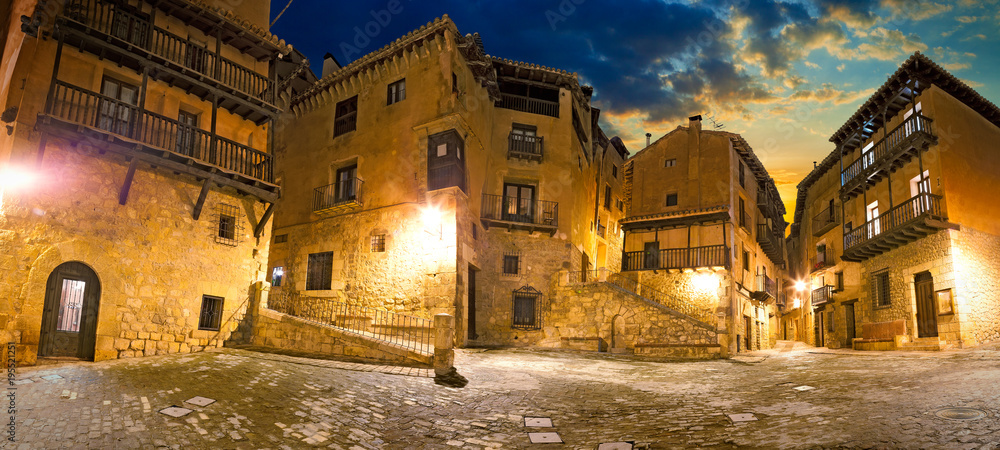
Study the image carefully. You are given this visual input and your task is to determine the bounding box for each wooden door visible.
[743,315,752,352]
[845,302,856,343]
[915,272,938,338]
[467,265,477,340]
[39,262,101,360]
[814,312,824,347]
[643,241,659,269]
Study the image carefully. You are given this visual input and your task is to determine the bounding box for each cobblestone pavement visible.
[6,341,1000,449]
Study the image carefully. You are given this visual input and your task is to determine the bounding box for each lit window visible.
[371,235,386,252]
[511,285,542,330]
[387,78,406,105]
[271,267,284,287]
[664,159,676,167]
[306,252,333,290]
[198,295,224,331]
[502,253,520,277]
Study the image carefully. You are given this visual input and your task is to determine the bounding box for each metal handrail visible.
[480,193,558,227]
[313,178,364,211]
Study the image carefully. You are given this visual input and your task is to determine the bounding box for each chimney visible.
[645,133,651,147]
[689,115,702,134]
[322,52,341,78]
[813,161,818,168]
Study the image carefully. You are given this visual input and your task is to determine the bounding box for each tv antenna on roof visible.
[705,114,725,130]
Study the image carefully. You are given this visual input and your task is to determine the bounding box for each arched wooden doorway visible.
[39,262,101,360]
[611,315,626,353]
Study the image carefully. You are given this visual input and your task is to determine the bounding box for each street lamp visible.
[0,164,38,210]
[794,280,807,292]
[421,205,443,239]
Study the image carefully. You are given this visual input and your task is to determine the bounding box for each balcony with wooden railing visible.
[810,250,831,273]
[313,178,363,216]
[840,114,936,198]
[497,93,559,118]
[811,285,834,307]
[57,0,278,123]
[752,274,777,301]
[508,133,544,161]
[842,192,950,262]
[622,245,730,272]
[812,205,839,237]
[480,194,558,235]
[39,80,277,201]
[756,223,784,265]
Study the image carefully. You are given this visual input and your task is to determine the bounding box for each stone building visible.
[622,116,788,355]
[266,16,627,349]
[788,52,1000,350]
[1,0,291,365]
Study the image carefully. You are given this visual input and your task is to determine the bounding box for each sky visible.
[269,0,1000,222]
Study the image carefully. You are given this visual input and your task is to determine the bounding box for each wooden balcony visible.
[752,274,777,301]
[313,179,363,216]
[810,251,832,273]
[756,223,784,265]
[811,285,834,307]
[840,114,937,198]
[39,80,277,202]
[507,133,543,161]
[480,194,558,235]
[622,245,729,272]
[812,206,839,237]
[496,93,559,118]
[57,0,278,124]
[842,193,950,262]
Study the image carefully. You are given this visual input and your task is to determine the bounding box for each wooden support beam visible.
[192,178,212,220]
[119,158,139,205]
[254,202,274,238]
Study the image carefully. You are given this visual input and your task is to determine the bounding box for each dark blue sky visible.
[270,0,1000,215]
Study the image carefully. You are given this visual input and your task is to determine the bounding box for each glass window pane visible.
[56,279,86,332]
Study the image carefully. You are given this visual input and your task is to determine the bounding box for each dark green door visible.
[39,262,101,360]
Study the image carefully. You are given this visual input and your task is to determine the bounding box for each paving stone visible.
[528,432,563,443]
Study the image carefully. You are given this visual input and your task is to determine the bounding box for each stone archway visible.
[610,314,627,353]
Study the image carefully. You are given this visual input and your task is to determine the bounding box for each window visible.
[612,164,618,179]
[109,4,149,46]
[216,203,240,246]
[835,271,844,292]
[739,160,746,188]
[371,235,386,252]
[306,252,333,290]
[452,73,459,93]
[502,252,520,276]
[509,124,541,158]
[827,311,834,332]
[335,164,358,202]
[511,286,542,330]
[176,110,199,156]
[664,158,676,168]
[665,193,678,207]
[872,269,890,307]
[742,249,750,272]
[271,267,284,287]
[503,183,535,223]
[617,199,624,211]
[604,185,612,209]
[472,224,478,240]
[427,130,466,192]
[739,197,747,228]
[98,77,138,136]
[198,295,224,331]
[387,79,406,105]
[334,96,358,137]
[274,234,288,244]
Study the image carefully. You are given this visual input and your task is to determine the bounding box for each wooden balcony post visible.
[44,34,65,116]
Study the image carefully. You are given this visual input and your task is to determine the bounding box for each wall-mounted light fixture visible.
[421,205,443,239]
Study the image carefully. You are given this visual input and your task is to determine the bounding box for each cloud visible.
[882,0,953,21]
[942,62,970,71]
[804,61,820,69]
[956,15,981,23]
[787,84,871,105]
[837,63,846,71]
[852,27,929,60]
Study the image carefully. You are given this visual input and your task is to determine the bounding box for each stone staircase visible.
[603,273,716,329]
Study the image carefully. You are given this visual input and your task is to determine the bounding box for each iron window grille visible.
[271,267,284,287]
[502,252,520,277]
[371,235,386,252]
[274,234,288,243]
[306,252,334,290]
[511,285,543,330]
[216,203,241,246]
[873,269,891,308]
[198,295,224,331]
[387,78,406,105]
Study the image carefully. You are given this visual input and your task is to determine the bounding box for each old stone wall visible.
[951,226,1000,345]
[1,140,269,365]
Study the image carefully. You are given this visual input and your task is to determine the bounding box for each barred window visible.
[306,252,333,290]
[502,252,520,277]
[873,270,891,307]
[216,203,241,246]
[512,286,542,330]
[827,310,835,332]
[274,234,288,244]
[198,295,223,331]
[371,235,386,252]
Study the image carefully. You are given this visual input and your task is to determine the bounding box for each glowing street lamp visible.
[421,205,443,239]
[0,164,38,210]
[794,280,807,292]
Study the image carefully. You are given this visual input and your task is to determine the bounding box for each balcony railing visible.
[313,178,363,215]
[497,93,559,118]
[508,133,544,161]
[61,0,275,107]
[841,114,935,196]
[810,251,830,272]
[47,80,272,183]
[811,285,834,306]
[756,223,784,264]
[812,205,839,237]
[481,193,558,233]
[622,244,729,271]
[333,113,357,137]
[843,193,947,261]
[754,274,776,300]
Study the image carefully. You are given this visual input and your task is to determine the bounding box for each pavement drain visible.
[793,385,815,391]
[524,417,553,427]
[159,406,194,418]
[40,374,63,380]
[528,432,563,444]
[935,407,987,421]
[727,413,758,423]
[598,442,634,449]
[185,396,216,407]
